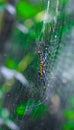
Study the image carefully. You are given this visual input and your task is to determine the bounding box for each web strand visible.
[36,0,50,46]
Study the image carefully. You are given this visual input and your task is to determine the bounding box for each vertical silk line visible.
[54,0,59,25]
[42,0,50,34]
[37,0,50,44]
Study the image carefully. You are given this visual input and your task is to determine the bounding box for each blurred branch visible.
[1,66,29,93]
[0,118,19,130]
[0,0,17,64]
[16,23,29,34]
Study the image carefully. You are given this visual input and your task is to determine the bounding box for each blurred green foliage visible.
[63,95,74,130]
[15,99,46,118]
[63,121,74,130]
[16,1,40,18]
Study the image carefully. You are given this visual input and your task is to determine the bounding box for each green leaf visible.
[31,103,46,118]
[18,53,34,72]
[64,109,74,120]
[63,121,74,130]
[15,104,26,116]
[5,57,18,70]
[16,1,39,18]
[60,0,69,5]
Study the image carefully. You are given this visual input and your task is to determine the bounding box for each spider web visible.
[34,0,65,103]
[31,0,74,118]
[0,0,74,129]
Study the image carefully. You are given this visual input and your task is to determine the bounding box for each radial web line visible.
[37,0,50,44]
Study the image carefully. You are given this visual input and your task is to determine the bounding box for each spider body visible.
[38,51,44,77]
